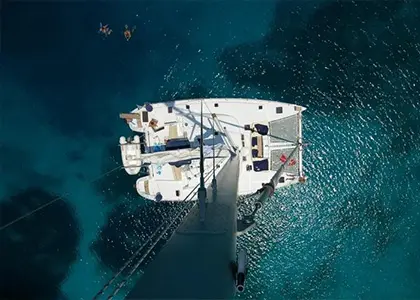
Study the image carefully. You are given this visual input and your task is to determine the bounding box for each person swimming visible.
[123,24,136,41]
[98,23,112,38]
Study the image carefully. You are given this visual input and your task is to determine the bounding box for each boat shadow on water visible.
[90,200,190,277]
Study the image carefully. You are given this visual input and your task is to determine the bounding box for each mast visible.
[198,99,206,222]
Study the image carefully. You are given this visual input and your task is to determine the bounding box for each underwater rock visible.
[91,201,189,275]
[0,187,80,300]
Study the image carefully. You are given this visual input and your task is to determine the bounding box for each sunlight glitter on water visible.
[236,107,420,299]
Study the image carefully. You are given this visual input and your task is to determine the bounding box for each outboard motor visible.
[235,249,248,293]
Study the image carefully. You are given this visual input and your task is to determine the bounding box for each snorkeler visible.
[123,24,136,41]
[98,22,112,38]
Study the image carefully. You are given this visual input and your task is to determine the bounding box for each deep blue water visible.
[1,1,420,299]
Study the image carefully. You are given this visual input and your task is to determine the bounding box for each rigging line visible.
[94,168,216,299]
[266,133,300,145]
[0,165,122,232]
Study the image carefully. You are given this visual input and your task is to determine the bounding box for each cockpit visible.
[165,138,191,151]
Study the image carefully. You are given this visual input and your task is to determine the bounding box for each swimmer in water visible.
[123,24,136,41]
[98,22,112,38]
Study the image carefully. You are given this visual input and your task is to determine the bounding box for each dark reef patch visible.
[90,201,189,275]
[66,149,85,163]
[0,145,62,192]
[390,114,420,155]
[336,192,401,258]
[0,188,80,300]
[279,256,337,300]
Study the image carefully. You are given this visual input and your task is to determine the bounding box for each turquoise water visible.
[1,1,420,299]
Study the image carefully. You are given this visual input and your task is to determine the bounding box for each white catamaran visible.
[119,98,305,201]
[96,98,306,299]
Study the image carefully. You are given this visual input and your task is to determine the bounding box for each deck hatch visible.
[142,111,149,122]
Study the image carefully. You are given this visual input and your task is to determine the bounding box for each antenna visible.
[198,99,207,222]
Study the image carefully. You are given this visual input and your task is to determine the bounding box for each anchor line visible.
[0,165,123,232]
[94,168,216,299]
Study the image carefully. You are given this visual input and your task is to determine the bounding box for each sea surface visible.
[1,1,420,299]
